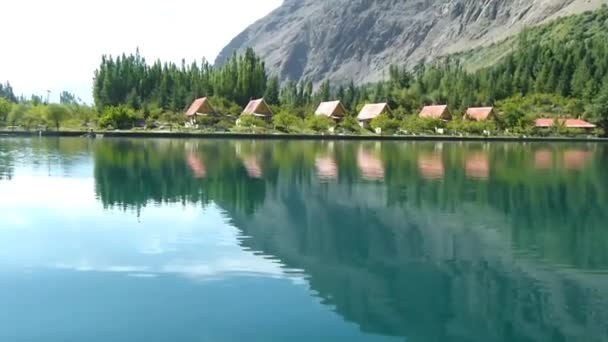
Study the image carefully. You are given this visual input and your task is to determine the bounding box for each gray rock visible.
[216,0,604,85]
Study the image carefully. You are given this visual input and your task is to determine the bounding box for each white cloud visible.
[0,0,282,103]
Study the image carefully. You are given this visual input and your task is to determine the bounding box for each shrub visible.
[370,114,400,133]
[448,119,497,135]
[98,106,140,129]
[272,112,304,133]
[236,115,270,133]
[305,115,334,133]
[338,116,361,134]
[401,116,444,134]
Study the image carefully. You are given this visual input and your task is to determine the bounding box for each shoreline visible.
[1,130,607,143]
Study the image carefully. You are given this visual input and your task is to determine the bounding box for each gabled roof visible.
[357,103,391,121]
[242,98,273,117]
[535,118,596,128]
[186,97,214,117]
[419,105,450,120]
[564,119,596,129]
[466,107,494,121]
[315,101,346,118]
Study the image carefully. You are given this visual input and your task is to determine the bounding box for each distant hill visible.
[215,0,604,85]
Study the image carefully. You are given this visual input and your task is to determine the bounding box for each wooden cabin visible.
[315,101,347,120]
[535,118,596,130]
[465,107,495,121]
[419,105,451,121]
[357,103,392,125]
[185,97,215,126]
[242,98,273,118]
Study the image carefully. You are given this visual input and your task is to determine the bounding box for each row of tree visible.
[2,6,608,134]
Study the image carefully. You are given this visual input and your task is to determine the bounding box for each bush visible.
[401,116,444,134]
[338,116,361,134]
[235,115,270,133]
[448,119,497,136]
[98,106,141,129]
[370,114,400,133]
[272,112,304,133]
[305,115,334,133]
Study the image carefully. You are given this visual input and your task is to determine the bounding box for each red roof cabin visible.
[357,103,392,123]
[185,97,215,126]
[535,118,596,130]
[315,101,347,120]
[242,98,273,118]
[419,105,451,121]
[465,107,495,121]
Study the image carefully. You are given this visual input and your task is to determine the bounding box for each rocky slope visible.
[215,0,604,85]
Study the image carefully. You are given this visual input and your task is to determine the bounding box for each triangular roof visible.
[465,107,494,121]
[315,101,347,118]
[242,98,273,117]
[535,118,596,128]
[419,105,451,120]
[564,119,596,128]
[357,103,392,121]
[186,97,214,117]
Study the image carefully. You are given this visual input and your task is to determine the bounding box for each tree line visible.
[1,6,607,134]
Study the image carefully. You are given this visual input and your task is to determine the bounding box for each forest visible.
[1,6,608,136]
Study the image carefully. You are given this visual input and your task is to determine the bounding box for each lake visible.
[0,137,607,342]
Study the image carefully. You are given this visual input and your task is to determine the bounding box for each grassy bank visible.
[1,129,606,143]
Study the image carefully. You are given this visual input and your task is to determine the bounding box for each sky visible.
[0,0,283,104]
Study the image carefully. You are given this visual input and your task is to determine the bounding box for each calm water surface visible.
[0,137,607,342]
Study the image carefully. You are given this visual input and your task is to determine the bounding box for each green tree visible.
[305,115,334,133]
[272,112,303,133]
[0,97,11,125]
[7,104,27,128]
[46,104,71,131]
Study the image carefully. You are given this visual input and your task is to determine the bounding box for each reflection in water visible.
[418,153,445,180]
[465,152,490,180]
[563,149,593,170]
[357,147,385,181]
[1,138,608,342]
[187,152,206,179]
[315,156,338,180]
[535,149,553,170]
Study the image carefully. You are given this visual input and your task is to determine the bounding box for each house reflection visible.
[243,157,263,179]
[563,150,593,171]
[357,148,385,181]
[465,153,490,180]
[315,156,338,181]
[534,150,553,170]
[418,153,444,180]
[186,153,206,179]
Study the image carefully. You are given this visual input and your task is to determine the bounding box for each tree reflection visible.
[89,138,608,341]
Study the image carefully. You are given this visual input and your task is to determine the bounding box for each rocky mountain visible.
[215,0,604,85]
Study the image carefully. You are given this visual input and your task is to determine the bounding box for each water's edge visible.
[1,130,607,143]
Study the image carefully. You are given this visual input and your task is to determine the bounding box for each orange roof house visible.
[242,98,273,118]
[186,97,215,117]
[535,118,596,129]
[357,103,392,122]
[465,107,494,121]
[315,101,347,119]
[419,105,451,121]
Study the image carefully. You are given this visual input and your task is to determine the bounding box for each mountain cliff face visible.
[215,0,604,85]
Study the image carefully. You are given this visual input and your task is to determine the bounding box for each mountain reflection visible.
[60,139,608,341]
